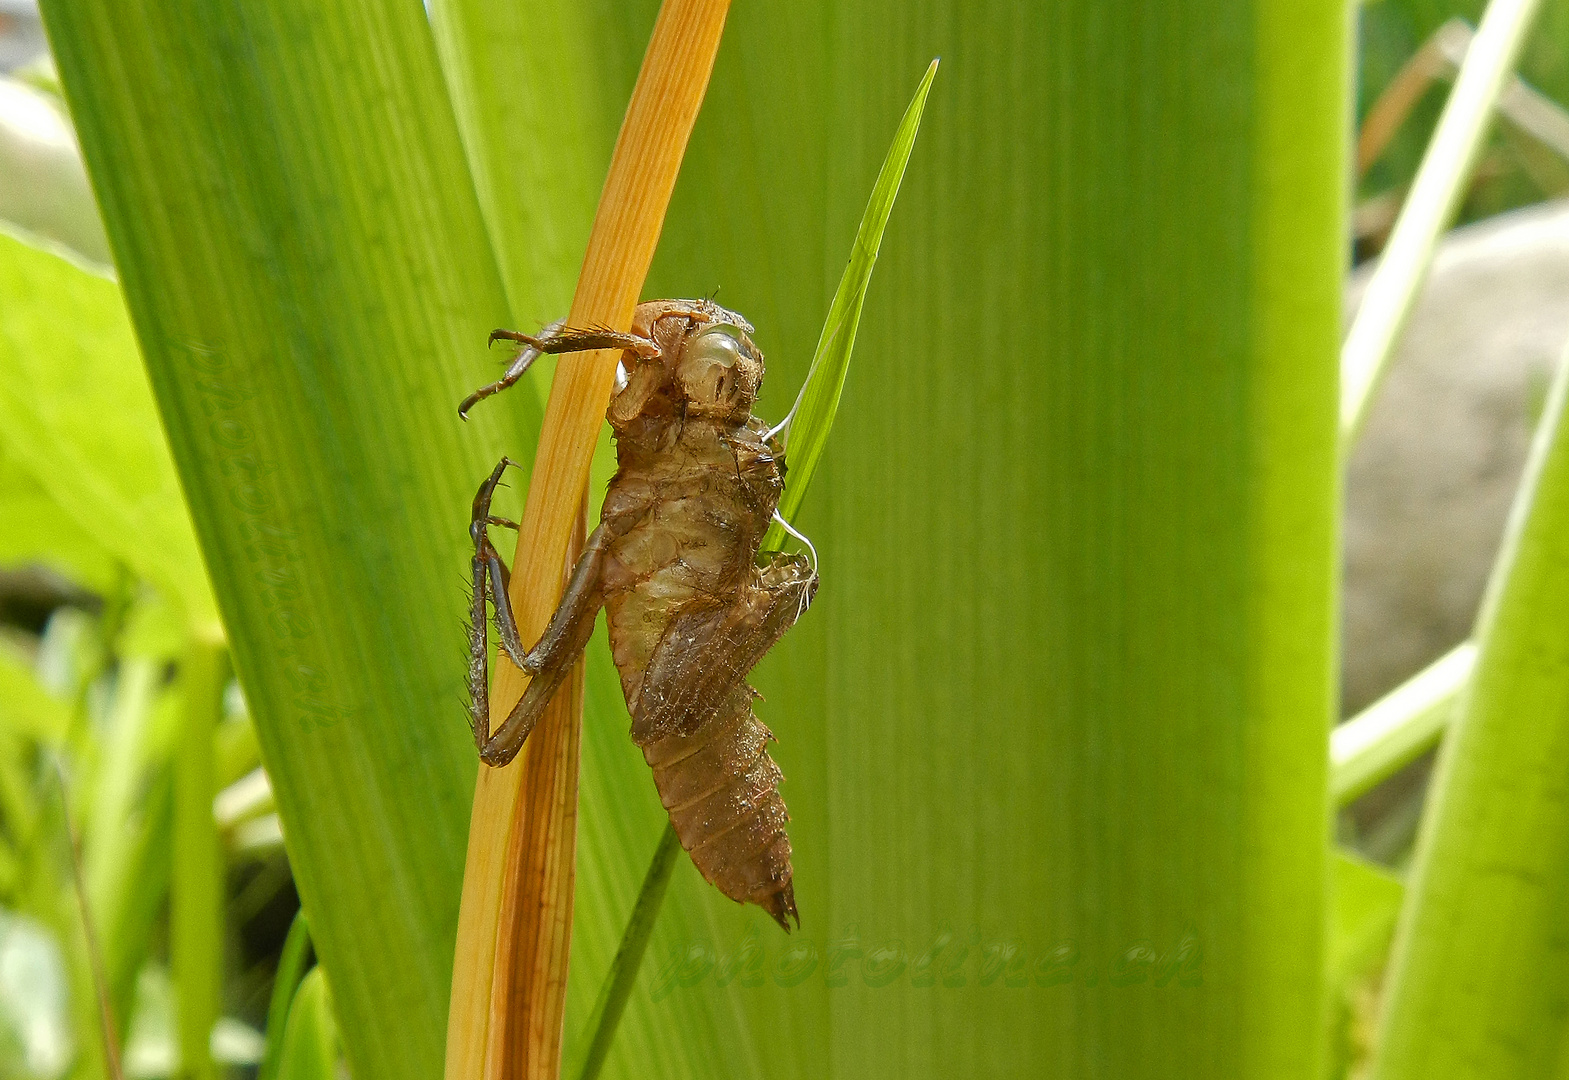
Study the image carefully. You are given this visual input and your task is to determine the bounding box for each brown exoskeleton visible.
[461,299,817,930]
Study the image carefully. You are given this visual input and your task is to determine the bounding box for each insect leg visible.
[459,320,660,419]
[459,318,565,419]
[473,526,613,766]
[468,457,520,744]
[467,457,541,740]
[466,458,615,765]
[489,325,660,358]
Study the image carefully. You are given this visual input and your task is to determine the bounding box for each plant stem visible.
[1371,344,1569,1079]
[444,4,732,1079]
[1340,0,1544,442]
[258,909,312,1080]
[1330,643,1474,806]
[56,762,122,1080]
[172,634,227,1080]
[567,824,681,1080]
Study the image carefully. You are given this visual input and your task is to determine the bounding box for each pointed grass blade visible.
[258,911,312,1080]
[1329,851,1405,990]
[275,969,340,1080]
[56,762,124,1080]
[567,824,680,1080]
[762,58,938,552]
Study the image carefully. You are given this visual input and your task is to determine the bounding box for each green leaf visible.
[0,449,117,595]
[1371,344,1569,1077]
[0,644,69,747]
[36,3,528,1079]
[274,969,339,1080]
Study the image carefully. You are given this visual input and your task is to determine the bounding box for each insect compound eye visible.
[685,324,747,370]
[679,323,755,409]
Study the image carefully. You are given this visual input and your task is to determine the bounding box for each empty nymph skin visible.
[463,299,816,929]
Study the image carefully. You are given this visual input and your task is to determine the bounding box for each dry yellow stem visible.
[487,508,586,1080]
[444,3,733,1079]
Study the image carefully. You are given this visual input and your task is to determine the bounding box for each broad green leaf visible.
[0,233,214,623]
[1371,345,1569,1077]
[0,449,117,595]
[274,969,339,1080]
[0,645,69,746]
[440,5,1347,1080]
[36,3,528,1078]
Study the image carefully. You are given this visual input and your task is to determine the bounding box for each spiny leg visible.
[459,319,661,419]
[466,456,617,765]
[467,457,522,745]
[459,318,563,420]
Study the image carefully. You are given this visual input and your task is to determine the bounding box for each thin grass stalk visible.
[1356,22,1464,178]
[760,58,936,553]
[489,509,586,1080]
[1340,0,1544,442]
[172,634,226,1080]
[1330,643,1474,806]
[444,4,731,1078]
[56,764,122,1080]
[567,824,680,1080]
[258,910,312,1080]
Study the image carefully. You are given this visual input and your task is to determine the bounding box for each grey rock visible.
[1343,199,1569,713]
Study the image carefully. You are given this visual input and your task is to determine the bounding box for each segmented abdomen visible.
[636,685,797,929]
